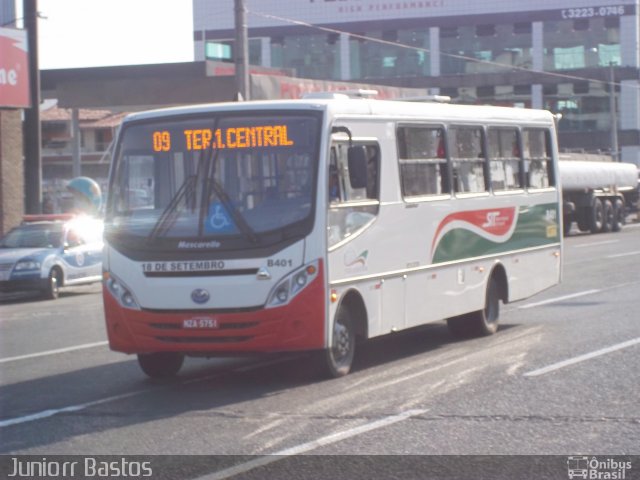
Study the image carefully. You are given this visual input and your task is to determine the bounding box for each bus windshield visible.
[107,112,320,248]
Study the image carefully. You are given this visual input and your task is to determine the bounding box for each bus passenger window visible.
[449,126,486,194]
[523,128,554,189]
[488,128,522,191]
[397,125,449,197]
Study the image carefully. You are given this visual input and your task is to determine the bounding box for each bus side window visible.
[488,127,522,191]
[450,126,486,194]
[329,143,380,203]
[328,142,380,247]
[329,146,342,203]
[523,128,554,189]
[365,145,379,199]
[397,125,449,198]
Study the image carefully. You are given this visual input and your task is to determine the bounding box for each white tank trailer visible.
[560,160,639,235]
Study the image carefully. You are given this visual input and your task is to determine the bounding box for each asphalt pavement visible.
[1,223,639,479]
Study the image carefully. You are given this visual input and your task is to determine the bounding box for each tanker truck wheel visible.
[576,209,591,232]
[612,198,625,232]
[601,200,614,233]
[589,198,604,234]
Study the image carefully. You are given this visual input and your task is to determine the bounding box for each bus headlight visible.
[266,260,319,308]
[105,273,141,310]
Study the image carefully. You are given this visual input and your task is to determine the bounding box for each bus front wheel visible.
[447,277,501,338]
[137,352,184,378]
[319,305,355,378]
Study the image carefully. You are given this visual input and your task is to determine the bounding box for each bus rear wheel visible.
[447,277,500,338]
[319,305,355,378]
[137,352,184,378]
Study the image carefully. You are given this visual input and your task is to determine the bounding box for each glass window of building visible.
[545,81,610,133]
[543,17,620,71]
[204,38,263,66]
[349,28,430,80]
[270,34,341,80]
[440,23,532,75]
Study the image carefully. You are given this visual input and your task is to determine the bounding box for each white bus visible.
[102,92,562,378]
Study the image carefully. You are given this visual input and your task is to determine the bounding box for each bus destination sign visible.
[152,125,295,152]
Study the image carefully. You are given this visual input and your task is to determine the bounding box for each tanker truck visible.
[560,158,639,235]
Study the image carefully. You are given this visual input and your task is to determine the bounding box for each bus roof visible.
[122,97,556,126]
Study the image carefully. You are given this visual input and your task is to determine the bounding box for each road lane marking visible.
[0,341,109,364]
[0,357,297,428]
[517,289,601,310]
[573,240,619,248]
[0,390,146,428]
[606,250,640,259]
[196,409,428,480]
[524,337,640,377]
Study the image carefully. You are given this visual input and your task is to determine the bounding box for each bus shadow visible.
[0,322,521,453]
[350,322,519,373]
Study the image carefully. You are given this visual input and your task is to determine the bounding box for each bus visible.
[102,92,562,378]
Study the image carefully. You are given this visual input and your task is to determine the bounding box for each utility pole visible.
[23,0,42,213]
[234,0,249,100]
[609,62,619,162]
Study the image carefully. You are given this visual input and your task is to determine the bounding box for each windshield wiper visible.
[208,178,258,244]
[147,175,197,241]
[197,131,258,244]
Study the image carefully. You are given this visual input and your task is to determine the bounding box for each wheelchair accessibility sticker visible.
[205,202,237,234]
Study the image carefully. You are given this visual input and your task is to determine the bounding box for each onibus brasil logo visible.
[567,456,632,479]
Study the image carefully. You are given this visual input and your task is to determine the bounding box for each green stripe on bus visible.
[432,204,560,264]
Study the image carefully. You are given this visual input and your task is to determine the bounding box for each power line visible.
[248,9,638,91]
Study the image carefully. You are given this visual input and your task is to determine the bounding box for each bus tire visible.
[589,198,604,234]
[601,199,614,233]
[447,276,500,338]
[612,198,625,232]
[137,352,184,378]
[43,267,62,300]
[319,305,355,378]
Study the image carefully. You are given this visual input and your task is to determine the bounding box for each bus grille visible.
[155,336,253,344]
[149,322,259,330]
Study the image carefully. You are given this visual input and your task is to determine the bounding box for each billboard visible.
[0,27,30,108]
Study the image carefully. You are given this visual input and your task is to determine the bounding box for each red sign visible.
[0,27,30,108]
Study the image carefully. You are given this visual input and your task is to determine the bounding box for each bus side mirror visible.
[347,146,368,189]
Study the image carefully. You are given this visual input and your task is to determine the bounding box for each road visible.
[1,224,639,479]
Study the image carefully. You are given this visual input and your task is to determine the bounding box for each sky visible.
[33,0,194,70]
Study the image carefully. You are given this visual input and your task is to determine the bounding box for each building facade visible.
[40,104,124,212]
[193,0,640,165]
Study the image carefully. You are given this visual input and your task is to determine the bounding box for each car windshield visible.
[107,112,320,246]
[0,223,63,249]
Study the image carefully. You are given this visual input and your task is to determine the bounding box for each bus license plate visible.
[183,317,218,329]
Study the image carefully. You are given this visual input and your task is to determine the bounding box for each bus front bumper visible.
[103,272,326,355]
